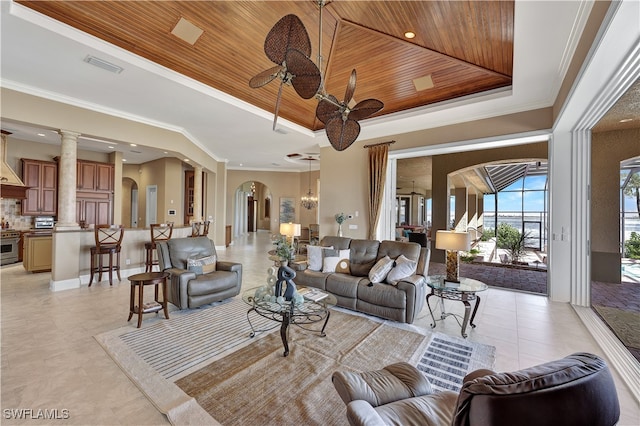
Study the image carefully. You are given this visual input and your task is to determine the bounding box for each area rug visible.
[593,305,640,350]
[95,298,496,425]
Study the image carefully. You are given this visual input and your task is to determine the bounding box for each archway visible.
[233,181,272,238]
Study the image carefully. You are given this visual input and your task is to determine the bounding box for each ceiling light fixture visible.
[404,31,416,39]
[619,118,633,123]
[249,1,383,151]
[83,55,123,74]
[300,157,318,210]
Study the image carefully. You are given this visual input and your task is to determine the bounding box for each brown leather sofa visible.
[293,236,430,323]
[332,352,620,426]
[156,236,242,309]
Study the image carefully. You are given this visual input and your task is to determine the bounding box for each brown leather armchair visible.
[332,352,620,426]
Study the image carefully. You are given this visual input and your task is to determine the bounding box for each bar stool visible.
[144,223,173,272]
[89,225,125,286]
[190,220,210,237]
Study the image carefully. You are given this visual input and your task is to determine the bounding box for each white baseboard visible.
[49,277,80,292]
[573,305,640,404]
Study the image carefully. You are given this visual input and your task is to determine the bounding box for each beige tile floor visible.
[1,231,639,425]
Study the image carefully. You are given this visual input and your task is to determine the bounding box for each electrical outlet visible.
[125,259,131,265]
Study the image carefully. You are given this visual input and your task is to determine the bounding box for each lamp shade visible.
[279,222,301,237]
[435,230,470,252]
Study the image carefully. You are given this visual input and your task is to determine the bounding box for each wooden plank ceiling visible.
[18,0,513,132]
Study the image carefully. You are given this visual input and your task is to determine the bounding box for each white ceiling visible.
[1,1,593,172]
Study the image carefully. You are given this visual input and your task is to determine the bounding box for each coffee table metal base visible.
[246,304,331,357]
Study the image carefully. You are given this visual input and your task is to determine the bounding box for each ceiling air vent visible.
[83,55,123,74]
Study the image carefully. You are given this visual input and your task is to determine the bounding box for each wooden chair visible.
[144,223,174,272]
[190,220,211,237]
[309,223,319,245]
[296,226,311,254]
[89,225,124,286]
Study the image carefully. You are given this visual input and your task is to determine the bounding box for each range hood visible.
[1,130,29,199]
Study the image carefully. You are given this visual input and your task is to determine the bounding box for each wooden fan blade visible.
[264,14,312,65]
[348,98,384,121]
[272,80,285,131]
[325,117,361,152]
[249,65,282,88]
[343,69,357,104]
[315,95,341,124]
[286,49,321,99]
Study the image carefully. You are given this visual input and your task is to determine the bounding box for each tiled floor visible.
[1,231,639,425]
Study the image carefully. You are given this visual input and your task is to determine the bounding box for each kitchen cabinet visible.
[23,232,52,273]
[76,192,112,226]
[21,159,57,216]
[77,160,113,192]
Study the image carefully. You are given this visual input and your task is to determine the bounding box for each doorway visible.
[146,185,157,226]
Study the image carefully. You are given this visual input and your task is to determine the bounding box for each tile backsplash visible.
[1,199,34,230]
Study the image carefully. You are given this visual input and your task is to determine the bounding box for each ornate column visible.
[193,164,203,222]
[56,130,81,229]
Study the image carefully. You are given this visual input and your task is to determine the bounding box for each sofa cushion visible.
[378,240,421,264]
[188,271,238,296]
[358,282,407,309]
[307,245,333,271]
[386,254,417,285]
[323,249,350,273]
[326,273,366,300]
[350,239,381,277]
[369,256,394,283]
[297,269,330,291]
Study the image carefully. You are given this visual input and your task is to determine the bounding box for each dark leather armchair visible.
[332,352,620,426]
[156,236,242,309]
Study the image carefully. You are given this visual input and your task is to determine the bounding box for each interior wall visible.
[591,128,640,283]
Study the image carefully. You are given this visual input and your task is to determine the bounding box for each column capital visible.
[58,129,82,139]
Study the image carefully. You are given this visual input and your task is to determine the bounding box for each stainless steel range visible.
[1,230,20,266]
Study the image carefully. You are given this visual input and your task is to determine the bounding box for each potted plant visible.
[335,212,348,237]
[273,235,295,265]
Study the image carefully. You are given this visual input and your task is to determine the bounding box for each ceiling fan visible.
[249,1,384,150]
[248,14,321,131]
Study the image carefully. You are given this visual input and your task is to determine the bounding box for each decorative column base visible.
[445,250,460,282]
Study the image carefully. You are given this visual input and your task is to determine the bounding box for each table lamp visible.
[435,230,470,282]
[279,222,301,246]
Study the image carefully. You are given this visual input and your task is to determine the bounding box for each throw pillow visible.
[307,246,333,271]
[368,255,394,283]
[187,254,217,275]
[322,249,350,273]
[386,254,418,285]
[335,258,351,274]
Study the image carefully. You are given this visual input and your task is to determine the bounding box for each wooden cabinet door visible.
[77,161,97,191]
[40,163,57,214]
[95,163,113,192]
[21,159,57,215]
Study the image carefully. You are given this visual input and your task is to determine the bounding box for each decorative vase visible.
[337,223,343,237]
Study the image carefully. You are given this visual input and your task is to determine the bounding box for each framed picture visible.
[279,197,295,223]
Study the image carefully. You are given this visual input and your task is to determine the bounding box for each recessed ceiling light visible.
[122,159,127,162]
[184,159,190,162]
[404,31,416,39]
[37,133,45,137]
[130,143,137,147]
[163,151,168,154]
[108,146,115,149]
[239,163,243,167]
[619,118,633,123]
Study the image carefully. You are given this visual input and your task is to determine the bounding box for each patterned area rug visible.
[95,298,495,425]
[417,333,496,391]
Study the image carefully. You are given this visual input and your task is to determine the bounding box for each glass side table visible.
[426,275,488,338]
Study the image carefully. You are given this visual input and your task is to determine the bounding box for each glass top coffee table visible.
[426,275,488,338]
[242,286,337,356]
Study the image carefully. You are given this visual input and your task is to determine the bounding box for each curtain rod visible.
[363,140,396,149]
